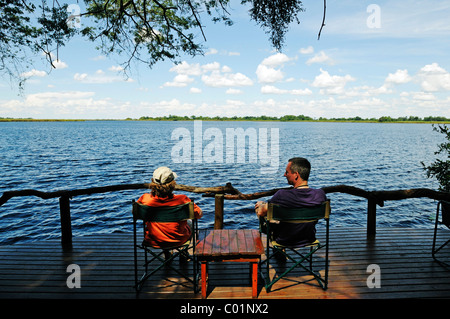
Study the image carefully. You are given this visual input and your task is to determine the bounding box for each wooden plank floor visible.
[0,228,449,299]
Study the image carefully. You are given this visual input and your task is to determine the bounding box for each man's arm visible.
[255,201,268,217]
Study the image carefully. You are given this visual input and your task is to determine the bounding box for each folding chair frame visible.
[260,200,330,292]
[132,200,199,292]
[432,200,450,265]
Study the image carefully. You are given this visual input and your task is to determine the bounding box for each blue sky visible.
[1,0,450,119]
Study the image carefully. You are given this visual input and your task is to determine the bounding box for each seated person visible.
[137,166,203,255]
[255,157,326,247]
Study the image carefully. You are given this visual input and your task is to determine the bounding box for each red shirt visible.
[137,193,202,248]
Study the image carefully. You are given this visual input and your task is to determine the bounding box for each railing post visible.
[367,199,377,238]
[214,194,224,229]
[59,195,73,250]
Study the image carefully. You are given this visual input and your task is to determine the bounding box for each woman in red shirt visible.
[137,167,203,255]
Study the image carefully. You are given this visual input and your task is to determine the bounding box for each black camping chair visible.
[259,200,331,292]
[132,200,199,292]
[432,200,450,265]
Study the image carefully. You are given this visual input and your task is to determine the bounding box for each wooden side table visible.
[195,229,264,298]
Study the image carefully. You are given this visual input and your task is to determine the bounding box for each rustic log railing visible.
[1,183,449,250]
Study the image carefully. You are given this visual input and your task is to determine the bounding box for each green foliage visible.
[81,0,220,68]
[422,124,450,192]
[1,0,306,87]
[242,0,304,50]
[134,114,450,123]
[0,0,75,87]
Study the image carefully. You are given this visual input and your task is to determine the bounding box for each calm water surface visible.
[0,121,444,245]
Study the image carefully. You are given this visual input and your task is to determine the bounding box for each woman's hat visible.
[152,166,177,184]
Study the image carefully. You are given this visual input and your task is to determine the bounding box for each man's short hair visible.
[288,157,311,181]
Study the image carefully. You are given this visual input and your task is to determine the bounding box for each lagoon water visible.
[0,120,445,245]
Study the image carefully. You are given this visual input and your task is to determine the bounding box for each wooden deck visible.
[1,227,449,299]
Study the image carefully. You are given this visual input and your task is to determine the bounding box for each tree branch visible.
[317,0,326,40]
[187,0,207,41]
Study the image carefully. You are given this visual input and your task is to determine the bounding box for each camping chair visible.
[259,200,331,292]
[132,200,199,292]
[432,200,450,264]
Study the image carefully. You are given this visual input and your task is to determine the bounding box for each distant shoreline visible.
[1,115,450,124]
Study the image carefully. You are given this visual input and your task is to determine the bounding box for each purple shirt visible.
[269,188,327,207]
[267,187,327,247]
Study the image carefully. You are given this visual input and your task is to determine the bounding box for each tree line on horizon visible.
[132,115,450,122]
[1,115,449,122]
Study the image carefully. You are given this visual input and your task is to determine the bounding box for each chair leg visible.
[432,202,440,260]
[262,245,328,292]
[135,244,200,292]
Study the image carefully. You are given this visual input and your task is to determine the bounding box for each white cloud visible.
[21,69,47,78]
[312,69,355,95]
[205,48,219,55]
[202,71,253,87]
[417,63,450,92]
[261,85,312,95]
[306,51,334,65]
[385,69,412,84]
[221,65,232,73]
[170,61,202,76]
[109,65,124,72]
[226,88,243,94]
[291,88,313,96]
[24,91,96,107]
[53,60,68,69]
[0,91,136,118]
[256,64,284,83]
[74,73,88,81]
[167,60,253,89]
[163,74,194,87]
[42,52,68,70]
[299,46,314,54]
[261,85,288,94]
[256,53,296,83]
[190,87,202,94]
[92,55,106,61]
[74,71,133,84]
[261,53,292,67]
[201,62,221,72]
[144,99,197,115]
[204,48,240,56]
[412,91,436,101]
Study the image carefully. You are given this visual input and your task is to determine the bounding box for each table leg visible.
[201,261,207,299]
[252,262,258,298]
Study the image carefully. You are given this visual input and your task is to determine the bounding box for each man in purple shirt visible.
[255,157,327,247]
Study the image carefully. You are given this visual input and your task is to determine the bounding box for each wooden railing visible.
[1,183,449,250]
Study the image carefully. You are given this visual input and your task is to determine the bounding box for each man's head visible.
[284,157,311,186]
